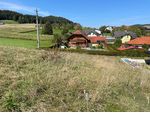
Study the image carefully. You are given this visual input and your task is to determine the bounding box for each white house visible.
[105,26,113,32]
[86,30,102,37]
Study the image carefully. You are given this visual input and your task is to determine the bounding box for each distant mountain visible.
[0,10,78,27]
[132,24,150,27]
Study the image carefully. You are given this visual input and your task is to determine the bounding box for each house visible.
[84,30,102,37]
[114,31,137,43]
[118,36,150,50]
[105,26,113,32]
[67,30,107,48]
[67,30,90,48]
[143,25,150,32]
[105,36,116,44]
[128,36,150,45]
[89,36,106,47]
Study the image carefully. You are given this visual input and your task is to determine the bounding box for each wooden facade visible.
[67,30,107,48]
[68,31,90,48]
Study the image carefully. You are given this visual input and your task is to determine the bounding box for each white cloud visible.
[0,1,50,16]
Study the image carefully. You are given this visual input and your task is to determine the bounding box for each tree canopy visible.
[42,21,53,35]
[0,10,78,28]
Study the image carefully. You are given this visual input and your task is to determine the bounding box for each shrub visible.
[97,44,104,49]
[51,34,62,46]
[142,44,149,50]
[114,39,122,48]
[91,46,96,49]
[59,49,149,57]
[76,46,81,50]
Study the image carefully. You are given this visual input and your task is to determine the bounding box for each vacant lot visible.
[0,46,150,112]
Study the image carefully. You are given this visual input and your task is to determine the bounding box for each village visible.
[60,26,150,52]
[56,26,150,66]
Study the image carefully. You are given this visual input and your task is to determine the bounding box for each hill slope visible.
[0,46,150,112]
[0,10,77,26]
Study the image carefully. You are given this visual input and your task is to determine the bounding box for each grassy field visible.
[0,24,58,48]
[0,20,19,24]
[0,24,52,40]
[0,46,150,112]
[0,23,150,111]
[0,38,51,48]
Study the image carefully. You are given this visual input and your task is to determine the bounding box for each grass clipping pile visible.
[0,46,150,112]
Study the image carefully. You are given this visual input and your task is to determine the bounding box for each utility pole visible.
[36,9,40,48]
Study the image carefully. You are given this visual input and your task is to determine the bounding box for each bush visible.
[142,44,149,50]
[59,49,149,57]
[114,39,122,48]
[76,46,81,50]
[97,44,104,49]
[91,46,96,49]
[51,34,64,48]
[42,21,53,35]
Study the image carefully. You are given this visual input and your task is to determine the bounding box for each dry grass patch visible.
[0,46,150,112]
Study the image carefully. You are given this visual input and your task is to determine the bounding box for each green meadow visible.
[0,24,62,48]
[0,38,51,48]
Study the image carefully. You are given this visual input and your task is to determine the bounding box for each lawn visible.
[0,24,61,48]
[0,24,52,40]
[0,20,19,24]
[0,46,149,112]
[0,38,51,48]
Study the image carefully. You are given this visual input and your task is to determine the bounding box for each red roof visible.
[89,36,106,43]
[128,36,150,45]
[73,30,83,35]
[118,46,138,51]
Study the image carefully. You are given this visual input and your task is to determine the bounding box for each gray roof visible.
[114,31,137,39]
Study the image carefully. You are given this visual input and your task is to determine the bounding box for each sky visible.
[0,0,150,28]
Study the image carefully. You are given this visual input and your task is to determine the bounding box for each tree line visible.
[0,10,77,27]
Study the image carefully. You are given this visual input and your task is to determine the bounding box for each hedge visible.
[43,48,150,57]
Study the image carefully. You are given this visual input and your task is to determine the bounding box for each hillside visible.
[0,46,150,112]
[0,10,77,27]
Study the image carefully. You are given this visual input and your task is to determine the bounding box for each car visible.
[145,59,150,65]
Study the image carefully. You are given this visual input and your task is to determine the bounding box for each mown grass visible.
[0,24,63,48]
[0,20,19,24]
[0,38,51,48]
[0,46,150,112]
[0,24,52,40]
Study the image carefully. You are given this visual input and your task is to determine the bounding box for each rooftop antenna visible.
[36,9,40,48]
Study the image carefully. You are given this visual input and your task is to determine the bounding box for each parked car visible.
[145,59,150,65]
[146,48,150,54]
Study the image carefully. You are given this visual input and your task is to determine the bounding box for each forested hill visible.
[0,10,77,26]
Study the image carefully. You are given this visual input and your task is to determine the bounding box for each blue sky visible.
[0,0,150,28]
